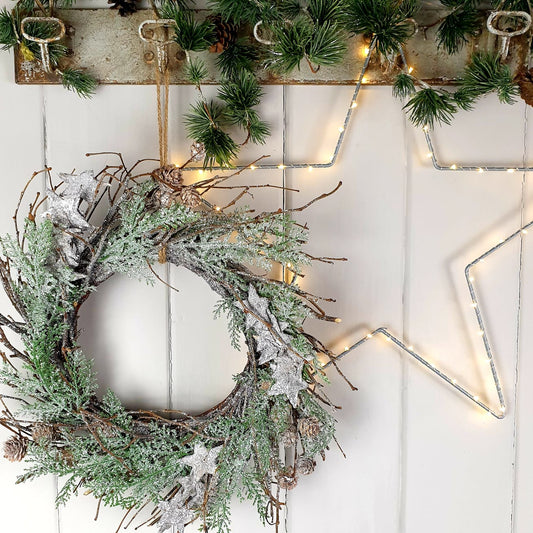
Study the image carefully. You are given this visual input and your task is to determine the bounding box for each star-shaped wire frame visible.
[326,220,533,419]
[180,443,222,482]
[158,496,195,533]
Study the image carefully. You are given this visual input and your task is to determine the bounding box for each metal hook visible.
[20,16,65,73]
[138,19,176,74]
[487,10,531,60]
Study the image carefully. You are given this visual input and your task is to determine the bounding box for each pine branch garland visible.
[344,0,419,55]
[403,87,458,128]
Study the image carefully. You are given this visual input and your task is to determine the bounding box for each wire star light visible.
[324,219,533,419]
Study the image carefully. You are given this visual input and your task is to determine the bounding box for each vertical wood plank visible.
[0,1,58,528]
[44,85,170,531]
[402,95,526,533]
[285,86,407,533]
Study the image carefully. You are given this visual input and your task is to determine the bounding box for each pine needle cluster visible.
[184,69,270,168]
[343,0,419,56]
[394,52,520,129]
[436,0,482,55]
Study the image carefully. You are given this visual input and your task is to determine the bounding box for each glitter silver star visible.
[242,285,293,365]
[177,474,206,507]
[44,191,91,231]
[59,170,100,203]
[268,354,307,407]
[158,496,195,533]
[180,443,222,482]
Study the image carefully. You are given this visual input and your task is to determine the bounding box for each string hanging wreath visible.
[0,155,352,532]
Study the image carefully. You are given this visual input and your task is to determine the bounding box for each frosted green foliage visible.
[298,391,336,457]
[1,220,65,339]
[100,183,201,280]
[205,371,290,532]
[214,297,245,350]
[1,350,96,422]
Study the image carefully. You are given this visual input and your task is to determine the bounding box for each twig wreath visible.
[0,154,351,532]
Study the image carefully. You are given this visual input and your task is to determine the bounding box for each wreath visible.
[0,157,349,532]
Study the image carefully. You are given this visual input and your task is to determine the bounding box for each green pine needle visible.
[403,87,458,129]
[457,52,519,104]
[436,6,481,55]
[60,68,97,98]
[216,39,259,79]
[306,21,347,67]
[185,100,239,168]
[160,1,214,52]
[269,18,311,73]
[0,8,17,50]
[344,0,419,55]
[209,0,281,25]
[307,0,348,25]
[218,72,270,144]
[392,72,416,99]
[185,57,209,85]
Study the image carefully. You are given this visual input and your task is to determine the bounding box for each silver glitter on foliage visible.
[158,497,195,533]
[268,355,307,408]
[180,443,222,482]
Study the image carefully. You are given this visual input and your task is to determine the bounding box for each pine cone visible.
[208,15,238,53]
[153,188,179,209]
[180,187,202,209]
[277,466,297,490]
[190,141,206,163]
[518,68,533,107]
[3,435,28,462]
[151,165,184,190]
[32,423,56,443]
[59,448,74,467]
[108,0,138,16]
[295,456,316,476]
[281,425,298,447]
[297,416,321,438]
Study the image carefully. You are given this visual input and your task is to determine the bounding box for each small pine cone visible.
[277,466,297,490]
[3,435,28,462]
[153,187,179,209]
[180,187,202,209]
[32,423,56,443]
[297,416,321,438]
[190,141,206,162]
[281,425,298,447]
[151,165,183,190]
[108,0,138,16]
[60,448,74,467]
[208,15,238,53]
[295,456,316,476]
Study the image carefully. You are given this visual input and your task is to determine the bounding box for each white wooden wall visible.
[2,4,533,532]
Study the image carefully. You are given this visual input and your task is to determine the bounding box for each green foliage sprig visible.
[344,0,419,55]
[394,52,520,129]
[436,0,482,55]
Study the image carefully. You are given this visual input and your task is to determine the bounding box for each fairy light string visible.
[324,219,533,419]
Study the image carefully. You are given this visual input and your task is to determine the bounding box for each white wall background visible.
[1,4,533,533]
